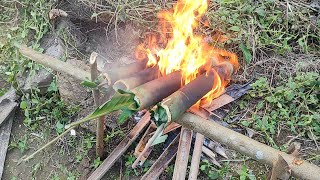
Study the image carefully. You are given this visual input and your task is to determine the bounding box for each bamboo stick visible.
[90,52,105,158]
[158,63,233,123]
[176,113,320,180]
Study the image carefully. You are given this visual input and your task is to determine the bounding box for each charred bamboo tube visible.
[19,45,90,81]
[113,66,159,91]
[176,113,320,180]
[132,71,182,109]
[159,63,233,122]
[103,60,147,85]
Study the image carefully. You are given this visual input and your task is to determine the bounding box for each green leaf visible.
[254,7,266,17]
[81,80,97,89]
[83,89,140,122]
[152,133,168,146]
[240,43,252,64]
[20,101,28,109]
[229,26,240,32]
[118,109,135,124]
[151,104,169,127]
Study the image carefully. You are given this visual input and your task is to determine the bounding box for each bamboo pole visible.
[90,52,105,158]
[176,113,320,180]
[19,45,90,81]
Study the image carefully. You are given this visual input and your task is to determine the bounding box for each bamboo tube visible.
[159,63,233,122]
[176,113,320,180]
[113,66,159,91]
[131,71,182,109]
[103,60,147,85]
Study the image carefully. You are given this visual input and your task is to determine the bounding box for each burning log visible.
[113,66,159,91]
[175,113,320,180]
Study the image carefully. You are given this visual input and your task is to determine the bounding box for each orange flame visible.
[135,0,239,104]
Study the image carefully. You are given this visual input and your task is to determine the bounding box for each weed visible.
[200,159,231,179]
[237,165,256,180]
[91,157,102,169]
[10,134,29,154]
[206,0,320,62]
[104,129,125,144]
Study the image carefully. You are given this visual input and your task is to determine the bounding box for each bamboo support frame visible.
[90,52,105,158]
[175,113,320,180]
[19,45,90,81]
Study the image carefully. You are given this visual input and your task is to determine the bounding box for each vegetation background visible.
[0,0,319,179]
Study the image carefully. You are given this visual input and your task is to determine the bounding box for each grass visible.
[0,0,319,179]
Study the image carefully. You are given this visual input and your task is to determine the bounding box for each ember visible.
[136,0,239,105]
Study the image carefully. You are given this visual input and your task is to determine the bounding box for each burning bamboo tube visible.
[103,60,147,85]
[156,62,233,122]
[113,66,159,91]
[176,113,320,180]
[131,71,182,109]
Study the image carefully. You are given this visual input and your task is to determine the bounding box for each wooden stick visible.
[176,113,320,180]
[132,123,165,168]
[172,127,193,180]
[141,133,180,180]
[88,112,151,180]
[90,52,105,158]
[19,45,90,81]
[188,133,205,180]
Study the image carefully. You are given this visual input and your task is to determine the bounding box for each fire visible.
[135,0,239,104]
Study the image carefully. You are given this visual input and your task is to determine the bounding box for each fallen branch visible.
[175,113,320,180]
